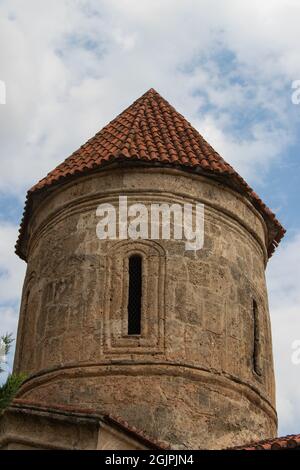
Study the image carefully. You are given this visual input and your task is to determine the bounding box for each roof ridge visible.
[10,399,169,450]
[118,92,149,158]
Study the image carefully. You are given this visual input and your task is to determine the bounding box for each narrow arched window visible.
[127,255,142,335]
[252,299,261,375]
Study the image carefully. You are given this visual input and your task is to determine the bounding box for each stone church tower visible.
[0,89,285,449]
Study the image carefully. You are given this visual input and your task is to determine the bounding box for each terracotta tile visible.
[228,434,300,450]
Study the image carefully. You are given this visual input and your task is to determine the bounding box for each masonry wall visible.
[13,167,276,449]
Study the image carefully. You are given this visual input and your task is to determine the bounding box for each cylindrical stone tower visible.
[11,89,284,449]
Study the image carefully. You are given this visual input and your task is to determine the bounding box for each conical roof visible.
[16,88,285,260]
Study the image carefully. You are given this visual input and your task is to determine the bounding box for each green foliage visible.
[0,333,26,414]
[0,373,27,414]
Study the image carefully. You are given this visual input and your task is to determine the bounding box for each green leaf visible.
[0,373,27,414]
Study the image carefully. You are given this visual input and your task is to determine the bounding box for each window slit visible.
[127,255,142,335]
[253,299,261,375]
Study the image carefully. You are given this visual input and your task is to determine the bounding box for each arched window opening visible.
[127,255,142,335]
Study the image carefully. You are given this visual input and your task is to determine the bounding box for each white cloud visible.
[0,223,26,304]
[0,305,19,337]
[267,233,300,435]
[0,224,25,382]
[193,114,290,183]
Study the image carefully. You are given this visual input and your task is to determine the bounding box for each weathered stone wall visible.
[13,166,276,449]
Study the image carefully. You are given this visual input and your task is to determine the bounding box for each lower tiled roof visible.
[227,434,300,450]
[10,399,169,450]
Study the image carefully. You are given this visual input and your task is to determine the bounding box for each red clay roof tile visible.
[227,434,300,450]
[15,88,285,260]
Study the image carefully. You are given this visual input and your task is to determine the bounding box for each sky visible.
[0,0,300,437]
